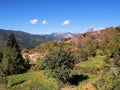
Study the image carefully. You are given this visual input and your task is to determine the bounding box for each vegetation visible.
[0,27,120,90]
[93,35,120,90]
[76,56,106,74]
[0,29,55,52]
[0,52,2,62]
[40,45,75,84]
[0,64,7,85]
[0,71,59,90]
[28,27,120,89]
[2,33,27,75]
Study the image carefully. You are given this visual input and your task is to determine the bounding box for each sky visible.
[0,0,120,34]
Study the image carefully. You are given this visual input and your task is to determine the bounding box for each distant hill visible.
[0,29,55,51]
[51,32,74,39]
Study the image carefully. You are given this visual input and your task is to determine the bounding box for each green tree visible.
[0,52,3,62]
[41,45,75,84]
[2,33,26,75]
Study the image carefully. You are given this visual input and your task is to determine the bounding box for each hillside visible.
[27,27,120,57]
[1,71,59,90]
[0,27,120,90]
[59,27,120,48]
[0,29,55,51]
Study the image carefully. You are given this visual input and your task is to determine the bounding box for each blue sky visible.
[0,0,120,34]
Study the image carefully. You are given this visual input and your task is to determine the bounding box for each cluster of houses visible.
[22,52,44,62]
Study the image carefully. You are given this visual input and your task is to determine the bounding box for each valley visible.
[0,27,119,90]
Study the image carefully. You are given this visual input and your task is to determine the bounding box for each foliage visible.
[41,45,75,83]
[115,26,120,32]
[21,48,29,53]
[33,57,44,71]
[93,63,120,89]
[24,58,30,70]
[77,56,105,68]
[86,41,96,57]
[96,49,104,56]
[0,64,7,85]
[0,71,60,90]
[0,64,8,90]
[93,43,120,90]
[2,33,26,75]
[107,36,119,54]
[73,49,81,63]
[80,50,88,61]
[76,56,106,74]
[0,52,3,62]
[0,71,59,90]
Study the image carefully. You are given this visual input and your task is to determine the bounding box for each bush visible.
[33,57,44,71]
[93,47,120,90]
[41,46,75,83]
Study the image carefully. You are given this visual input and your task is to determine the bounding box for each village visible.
[22,52,44,62]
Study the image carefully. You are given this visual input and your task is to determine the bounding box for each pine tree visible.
[2,33,25,75]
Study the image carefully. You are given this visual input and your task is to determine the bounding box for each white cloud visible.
[62,20,70,26]
[30,19,38,24]
[42,20,47,25]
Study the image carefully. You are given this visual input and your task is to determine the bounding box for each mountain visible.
[51,32,73,39]
[0,29,55,51]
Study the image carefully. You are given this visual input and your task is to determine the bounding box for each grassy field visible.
[75,56,106,73]
[76,56,106,68]
[73,56,106,90]
[0,56,107,90]
[0,71,59,90]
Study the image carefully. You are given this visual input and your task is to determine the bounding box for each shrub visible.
[41,45,75,83]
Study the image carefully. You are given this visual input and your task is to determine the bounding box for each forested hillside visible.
[0,29,55,51]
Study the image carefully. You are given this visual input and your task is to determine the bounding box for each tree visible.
[2,33,26,75]
[0,52,3,62]
[41,45,75,84]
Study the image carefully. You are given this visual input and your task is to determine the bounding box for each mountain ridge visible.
[0,29,56,51]
[0,29,76,52]
[51,32,74,39]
